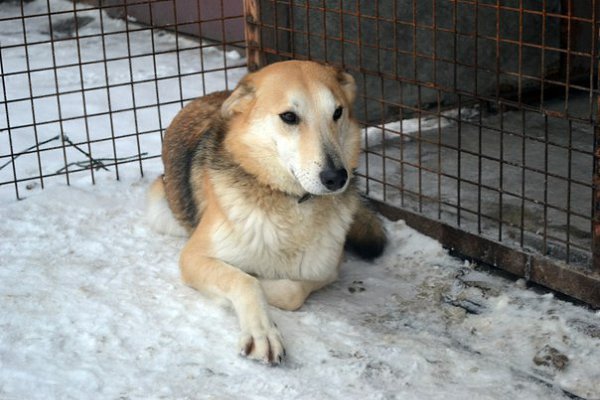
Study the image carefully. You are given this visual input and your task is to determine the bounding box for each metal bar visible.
[543,114,549,256]
[590,1,600,273]
[432,0,444,219]
[218,0,231,90]
[289,0,296,60]
[0,47,20,200]
[594,0,600,272]
[305,1,312,63]
[72,2,96,185]
[520,108,526,248]
[149,1,165,144]
[567,119,573,263]
[98,3,121,181]
[322,0,329,63]
[45,0,71,186]
[18,0,46,191]
[499,103,504,242]
[375,0,387,201]
[244,0,263,71]
[123,1,144,178]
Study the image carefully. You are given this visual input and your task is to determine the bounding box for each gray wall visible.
[260,0,563,122]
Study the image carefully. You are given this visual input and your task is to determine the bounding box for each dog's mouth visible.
[290,167,348,200]
[290,169,313,200]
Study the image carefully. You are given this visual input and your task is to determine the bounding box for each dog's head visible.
[222,61,361,197]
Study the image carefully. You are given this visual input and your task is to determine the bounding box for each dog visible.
[147,60,386,365]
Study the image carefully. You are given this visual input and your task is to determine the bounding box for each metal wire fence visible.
[0,0,245,199]
[1,0,599,306]
[247,0,600,306]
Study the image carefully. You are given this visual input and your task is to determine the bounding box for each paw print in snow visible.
[348,280,366,293]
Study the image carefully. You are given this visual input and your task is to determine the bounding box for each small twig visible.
[61,134,109,171]
[0,135,61,171]
[0,132,148,176]
[55,153,148,174]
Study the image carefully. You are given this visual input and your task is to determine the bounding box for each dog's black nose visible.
[320,168,348,191]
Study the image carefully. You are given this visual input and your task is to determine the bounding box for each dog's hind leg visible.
[345,201,387,260]
[259,279,332,311]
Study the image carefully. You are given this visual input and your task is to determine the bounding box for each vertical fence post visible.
[244,0,263,71]
[595,94,600,272]
[594,2,600,273]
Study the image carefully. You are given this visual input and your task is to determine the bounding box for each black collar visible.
[297,193,313,204]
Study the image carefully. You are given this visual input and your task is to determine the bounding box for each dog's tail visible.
[146,176,188,237]
[345,201,387,260]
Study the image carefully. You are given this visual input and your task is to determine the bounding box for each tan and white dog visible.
[148,60,386,365]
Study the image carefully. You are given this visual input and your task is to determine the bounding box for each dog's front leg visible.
[180,234,285,365]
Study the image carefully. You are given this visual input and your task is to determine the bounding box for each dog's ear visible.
[335,69,357,105]
[221,79,255,118]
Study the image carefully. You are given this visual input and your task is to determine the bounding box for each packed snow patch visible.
[364,107,479,148]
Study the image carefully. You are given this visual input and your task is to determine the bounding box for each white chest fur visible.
[209,182,358,282]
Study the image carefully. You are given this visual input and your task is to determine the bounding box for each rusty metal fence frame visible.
[245,0,600,307]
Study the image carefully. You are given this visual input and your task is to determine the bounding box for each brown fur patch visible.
[162,91,229,229]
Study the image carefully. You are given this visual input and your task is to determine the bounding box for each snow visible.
[2,176,600,399]
[364,107,479,148]
[1,1,600,400]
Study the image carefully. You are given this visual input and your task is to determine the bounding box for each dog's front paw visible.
[238,324,285,366]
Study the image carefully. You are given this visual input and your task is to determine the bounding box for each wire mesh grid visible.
[1,0,599,305]
[0,0,246,200]
[247,0,600,304]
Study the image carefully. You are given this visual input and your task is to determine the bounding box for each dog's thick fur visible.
[148,61,386,365]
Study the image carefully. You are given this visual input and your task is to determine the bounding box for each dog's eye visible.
[333,106,343,121]
[279,111,299,125]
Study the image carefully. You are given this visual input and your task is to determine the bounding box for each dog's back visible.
[160,91,230,231]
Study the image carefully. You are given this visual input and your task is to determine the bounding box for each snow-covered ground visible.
[2,175,600,400]
[1,1,600,399]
